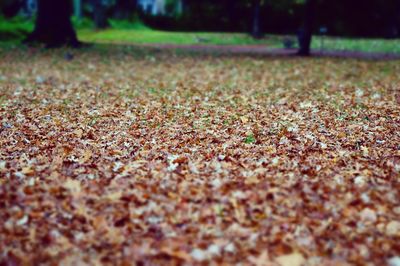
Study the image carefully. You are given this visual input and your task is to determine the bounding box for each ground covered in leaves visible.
[0,46,400,266]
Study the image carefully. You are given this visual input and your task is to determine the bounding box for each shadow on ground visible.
[2,41,400,61]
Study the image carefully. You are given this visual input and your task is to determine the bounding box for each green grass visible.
[78,29,279,46]
[0,15,33,41]
[0,15,91,42]
[108,17,150,30]
[1,16,400,54]
[244,134,256,144]
[77,15,280,46]
[311,36,400,54]
[78,29,400,54]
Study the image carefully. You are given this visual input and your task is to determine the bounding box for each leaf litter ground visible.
[0,46,399,266]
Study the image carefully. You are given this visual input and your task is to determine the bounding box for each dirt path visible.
[140,43,400,60]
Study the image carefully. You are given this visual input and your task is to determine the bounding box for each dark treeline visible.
[24,0,80,47]
[145,0,400,38]
[1,0,399,54]
[1,0,399,38]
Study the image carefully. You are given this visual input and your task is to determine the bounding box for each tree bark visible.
[251,0,262,39]
[92,0,109,29]
[225,0,236,30]
[1,0,22,17]
[113,0,137,20]
[394,0,400,38]
[74,0,82,20]
[25,0,80,47]
[297,0,316,56]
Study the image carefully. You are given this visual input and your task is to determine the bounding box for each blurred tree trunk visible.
[113,0,137,19]
[251,0,262,38]
[297,0,316,55]
[92,0,109,28]
[1,0,22,17]
[392,0,400,38]
[384,0,400,38]
[25,0,80,47]
[214,0,236,31]
[226,0,236,29]
[74,0,82,20]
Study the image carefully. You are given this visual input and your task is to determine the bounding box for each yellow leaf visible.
[22,167,34,176]
[63,179,81,194]
[80,149,92,163]
[240,116,249,123]
[74,128,83,138]
[275,252,305,266]
[245,176,260,185]
[106,191,122,201]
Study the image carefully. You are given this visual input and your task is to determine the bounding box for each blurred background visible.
[0,0,399,54]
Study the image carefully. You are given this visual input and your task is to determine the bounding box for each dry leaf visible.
[275,252,305,266]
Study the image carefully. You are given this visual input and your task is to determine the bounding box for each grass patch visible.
[244,134,256,144]
[77,29,400,54]
[1,16,400,54]
[108,17,150,30]
[312,36,400,54]
[77,29,279,46]
[0,15,33,41]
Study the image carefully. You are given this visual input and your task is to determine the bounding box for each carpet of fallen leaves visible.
[0,47,400,266]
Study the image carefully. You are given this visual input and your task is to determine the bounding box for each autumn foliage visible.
[0,47,400,265]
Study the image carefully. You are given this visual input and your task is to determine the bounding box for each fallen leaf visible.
[275,252,305,266]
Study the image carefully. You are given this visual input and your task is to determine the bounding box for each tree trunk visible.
[113,0,137,20]
[225,0,236,31]
[74,0,82,20]
[394,0,400,38]
[251,0,262,39]
[297,0,316,56]
[25,0,80,47]
[92,0,109,29]
[1,0,22,17]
